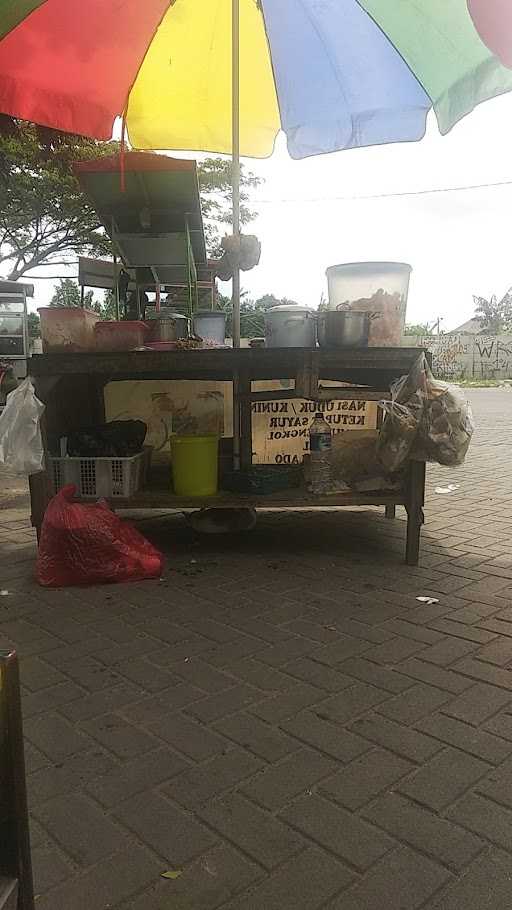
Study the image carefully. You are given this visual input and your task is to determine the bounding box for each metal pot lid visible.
[325,261,412,274]
[323,307,368,315]
[157,312,187,320]
[266,305,314,314]
[193,310,226,318]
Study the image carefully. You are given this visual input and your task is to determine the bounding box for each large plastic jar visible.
[38,307,99,353]
[171,435,219,496]
[325,262,412,346]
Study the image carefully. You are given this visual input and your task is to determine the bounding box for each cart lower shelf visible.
[104,484,406,511]
[29,461,424,566]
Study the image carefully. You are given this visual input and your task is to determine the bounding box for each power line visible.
[255,176,512,205]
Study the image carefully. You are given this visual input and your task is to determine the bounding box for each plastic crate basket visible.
[49,449,150,499]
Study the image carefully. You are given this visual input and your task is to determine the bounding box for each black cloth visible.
[66,420,147,458]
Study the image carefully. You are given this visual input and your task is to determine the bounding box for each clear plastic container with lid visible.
[38,307,99,353]
[325,262,411,346]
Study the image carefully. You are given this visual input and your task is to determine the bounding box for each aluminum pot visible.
[264,305,316,348]
[317,309,371,348]
[148,313,188,342]
[192,310,226,345]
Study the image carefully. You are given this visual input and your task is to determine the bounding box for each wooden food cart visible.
[29,345,427,565]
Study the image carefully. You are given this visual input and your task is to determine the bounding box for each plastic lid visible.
[325,262,412,276]
[267,305,314,314]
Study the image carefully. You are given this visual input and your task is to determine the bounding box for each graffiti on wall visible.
[413,333,512,379]
[473,338,512,378]
[427,336,470,380]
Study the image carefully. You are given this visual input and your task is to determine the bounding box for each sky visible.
[28,90,512,332]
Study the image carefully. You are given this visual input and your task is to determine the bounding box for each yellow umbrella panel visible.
[127,0,280,157]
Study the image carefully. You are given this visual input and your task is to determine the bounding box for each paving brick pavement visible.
[2,388,512,907]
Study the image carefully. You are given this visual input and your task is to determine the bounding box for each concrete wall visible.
[407,334,512,380]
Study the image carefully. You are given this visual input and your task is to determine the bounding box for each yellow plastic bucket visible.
[171,435,219,496]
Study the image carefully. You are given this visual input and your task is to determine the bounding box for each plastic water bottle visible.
[309,411,332,493]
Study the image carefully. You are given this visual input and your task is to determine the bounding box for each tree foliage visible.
[49,278,117,320]
[0,119,115,281]
[49,278,94,309]
[404,323,434,336]
[101,289,119,320]
[473,289,512,334]
[0,120,262,282]
[197,157,261,257]
[27,311,41,339]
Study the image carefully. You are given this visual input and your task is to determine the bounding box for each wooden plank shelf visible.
[105,483,406,512]
[243,388,386,403]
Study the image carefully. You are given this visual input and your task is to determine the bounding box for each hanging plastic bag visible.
[0,378,45,474]
[214,234,262,280]
[328,430,400,491]
[37,485,164,587]
[389,354,430,404]
[378,354,474,470]
[377,401,421,473]
[413,377,475,466]
[377,354,427,472]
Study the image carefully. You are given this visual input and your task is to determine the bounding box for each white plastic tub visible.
[192,311,226,345]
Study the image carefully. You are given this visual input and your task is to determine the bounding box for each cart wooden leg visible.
[29,471,51,543]
[239,372,253,470]
[385,505,396,520]
[405,461,426,566]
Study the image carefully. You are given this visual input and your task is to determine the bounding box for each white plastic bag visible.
[0,378,45,474]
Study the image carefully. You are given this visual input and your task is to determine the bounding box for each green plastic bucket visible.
[171,434,219,496]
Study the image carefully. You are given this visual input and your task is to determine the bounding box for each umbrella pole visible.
[232,0,241,349]
[232,0,241,469]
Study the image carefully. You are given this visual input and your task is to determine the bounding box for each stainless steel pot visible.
[264,305,316,348]
[149,313,188,342]
[317,309,371,348]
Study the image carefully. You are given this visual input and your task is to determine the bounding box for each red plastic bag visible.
[37,485,164,587]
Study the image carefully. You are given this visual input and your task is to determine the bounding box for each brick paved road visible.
[1,388,512,909]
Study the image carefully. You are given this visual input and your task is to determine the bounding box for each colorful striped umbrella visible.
[0,0,511,159]
[1,0,510,463]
